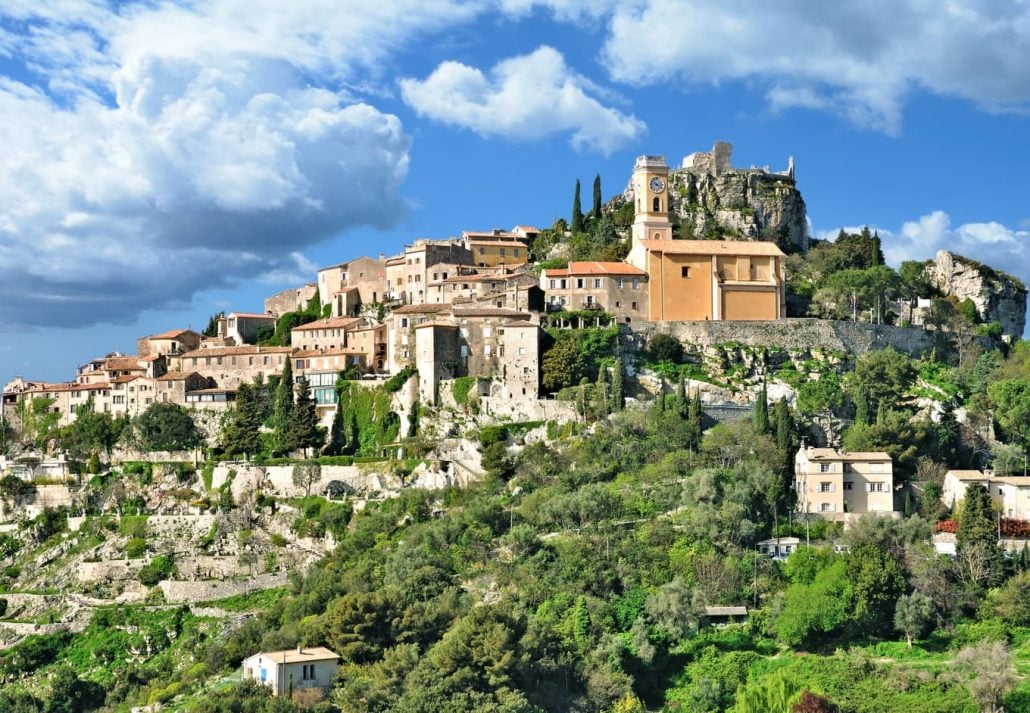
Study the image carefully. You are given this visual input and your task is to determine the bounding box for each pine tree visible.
[592,174,602,221]
[753,380,770,434]
[286,376,324,455]
[271,359,295,456]
[222,382,264,458]
[572,179,585,234]
[610,362,625,412]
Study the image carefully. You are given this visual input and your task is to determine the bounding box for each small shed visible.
[704,606,749,626]
[242,646,340,696]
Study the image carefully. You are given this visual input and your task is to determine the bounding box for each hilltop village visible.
[5,143,1030,711]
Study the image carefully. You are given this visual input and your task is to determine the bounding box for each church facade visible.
[625,155,786,322]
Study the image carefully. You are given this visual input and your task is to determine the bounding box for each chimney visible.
[297,646,303,655]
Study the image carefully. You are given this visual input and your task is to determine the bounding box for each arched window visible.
[652,197,661,212]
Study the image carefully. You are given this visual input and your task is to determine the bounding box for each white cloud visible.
[400,46,645,154]
[0,0,486,328]
[818,211,1030,284]
[514,0,1030,133]
[259,252,320,286]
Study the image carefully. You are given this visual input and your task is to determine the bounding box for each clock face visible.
[649,176,666,193]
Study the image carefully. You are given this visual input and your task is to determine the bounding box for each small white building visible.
[242,646,340,696]
[757,536,801,560]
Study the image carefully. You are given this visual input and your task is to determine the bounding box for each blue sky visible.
[1,1,1029,386]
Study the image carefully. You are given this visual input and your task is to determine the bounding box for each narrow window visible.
[681,267,690,278]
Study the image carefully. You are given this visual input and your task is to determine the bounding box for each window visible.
[549,279,556,289]
[631,278,639,289]
[559,279,567,289]
[460,345,468,357]
[616,277,624,288]
[302,664,315,681]
[484,345,492,356]
[843,481,853,490]
[653,197,661,211]
[585,295,594,305]
[819,463,832,473]
[513,249,520,258]
[631,301,637,309]
[500,248,506,257]
[819,502,835,512]
[479,247,485,254]
[593,278,602,288]
[400,318,409,328]
[615,301,621,308]
[576,278,584,289]
[819,482,834,493]
[681,266,690,278]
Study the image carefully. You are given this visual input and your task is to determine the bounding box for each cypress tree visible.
[687,389,703,450]
[344,409,359,456]
[753,380,770,434]
[854,386,869,426]
[222,382,263,458]
[876,399,887,426]
[595,367,609,417]
[592,174,602,221]
[957,483,1003,585]
[610,362,625,412]
[271,358,295,455]
[572,179,585,234]
[676,379,689,419]
[325,401,345,456]
[286,376,324,455]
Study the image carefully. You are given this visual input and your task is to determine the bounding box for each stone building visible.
[263,283,318,317]
[540,261,649,324]
[137,328,202,358]
[387,304,451,371]
[942,469,1030,520]
[317,256,386,310]
[795,447,896,519]
[388,239,473,305]
[626,154,787,321]
[171,346,294,389]
[460,230,530,267]
[289,317,363,352]
[217,312,278,345]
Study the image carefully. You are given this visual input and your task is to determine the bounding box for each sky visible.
[1,0,1029,386]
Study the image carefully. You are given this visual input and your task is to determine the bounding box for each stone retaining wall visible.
[629,318,936,357]
[158,572,289,603]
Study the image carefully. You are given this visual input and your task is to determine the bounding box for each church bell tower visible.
[627,155,672,270]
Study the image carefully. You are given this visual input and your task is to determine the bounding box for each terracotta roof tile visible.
[642,239,785,257]
[290,317,363,332]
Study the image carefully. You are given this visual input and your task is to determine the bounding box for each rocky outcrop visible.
[928,250,1027,337]
[667,142,808,252]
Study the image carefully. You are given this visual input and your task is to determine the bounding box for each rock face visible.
[928,250,1027,337]
[666,142,809,252]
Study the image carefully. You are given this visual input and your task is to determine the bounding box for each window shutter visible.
[865,483,872,492]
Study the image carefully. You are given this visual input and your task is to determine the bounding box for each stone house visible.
[264,284,318,317]
[460,230,530,267]
[137,329,202,358]
[217,312,278,345]
[316,256,386,309]
[795,447,896,520]
[153,372,212,405]
[184,387,236,411]
[345,324,388,372]
[387,304,451,372]
[242,646,340,697]
[943,469,1030,520]
[289,317,364,352]
[76,354,148,386]
[171,346,294,389]
[540,261,649,324]
[293,349,367,410]
[392,239,473,305]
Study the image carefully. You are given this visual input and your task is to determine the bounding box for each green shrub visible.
[384,365,417,393]
[125,537,147,558]
[118,515,148,539]
[139,555,175,586]
[451,376,479,406]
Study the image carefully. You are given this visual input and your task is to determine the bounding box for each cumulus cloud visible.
[0,0,483,328]
[516,0,1030,133]
[400,46,645,154]
[818,211,1030,284]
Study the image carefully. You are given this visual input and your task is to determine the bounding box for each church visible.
[625,155,787,322]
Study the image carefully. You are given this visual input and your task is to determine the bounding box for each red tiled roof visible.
[294,348,367,358]
[392,304,450,315]
[543,261,647,277]
[148,328,198,340]
[156,371,203,382]
[179,346,294,359]
[226,312,276,320]
[642,239,785,257]
[452,308,531,318]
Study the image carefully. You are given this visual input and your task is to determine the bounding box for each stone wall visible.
[158,572,289,603]
[213,463,398,499]
[628,318,936,357]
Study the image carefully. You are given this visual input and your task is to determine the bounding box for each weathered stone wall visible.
[628,319,935,357]
[158,572,289,603]
[928,250,1027,337]
[480,395,579,423]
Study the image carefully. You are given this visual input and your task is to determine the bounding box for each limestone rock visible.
[928,250,1027,337]
[666,142,808,251]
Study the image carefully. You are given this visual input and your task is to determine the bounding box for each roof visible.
[392,304,450,315]
[226,312,276,320]
[452,308,531,318]
[543,261,647,278]
[111,375,142,384]
[804,448,891,462]
[103,357,146,371]
[462,230,526,240]
[294,348,366,358]
[758,537,802,545]
[946,470,992,480]
[948,470,1030,487]
[502,320,538,328]
[385,256,405,266]
[251,647,340,664]
[704,606,748,617]
[178,346,294,359]
[512,225,541,233]
[466,239,528,248]
[148,328,198,340]
[156,371,204,382]
[290,317,363,332]
[642,239,786,257]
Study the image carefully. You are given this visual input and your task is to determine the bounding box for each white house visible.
[242,646,340,696]
[757,536,801,560]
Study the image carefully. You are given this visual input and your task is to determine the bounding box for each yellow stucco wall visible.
[648,252,712,320]
[721,288,777,320]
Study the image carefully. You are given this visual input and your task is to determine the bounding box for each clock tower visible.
[627,155,672,270]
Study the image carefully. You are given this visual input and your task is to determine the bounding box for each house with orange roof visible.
[137,328,202,359]
[540,261,649,324]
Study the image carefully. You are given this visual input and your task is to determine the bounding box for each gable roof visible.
[148,328,199,340]
[804,448,891,462]
[290,317,363,332]
[543,261,647,278]
[251,647,340,664]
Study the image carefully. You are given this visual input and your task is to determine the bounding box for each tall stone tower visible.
[627,155,672,270]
